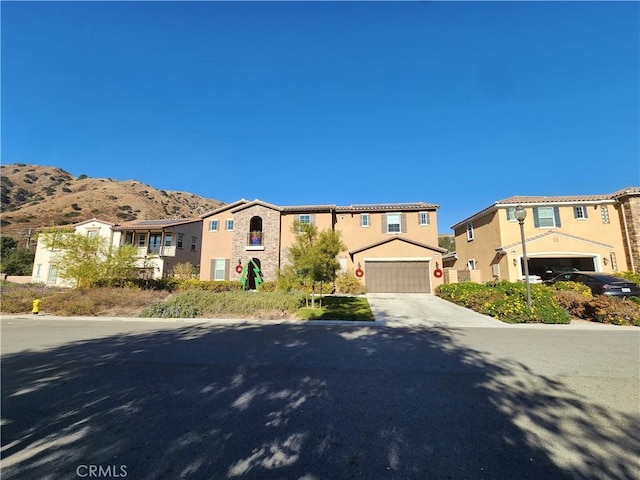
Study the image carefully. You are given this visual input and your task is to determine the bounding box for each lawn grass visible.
[297,295,374,321]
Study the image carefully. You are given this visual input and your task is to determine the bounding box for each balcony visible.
[246,232,264,251]
[136,246,177,257]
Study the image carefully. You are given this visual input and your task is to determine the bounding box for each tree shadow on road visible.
[1,322,638,479]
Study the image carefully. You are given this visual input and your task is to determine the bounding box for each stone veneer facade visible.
[231,205,282,281]
[617,192,640,272]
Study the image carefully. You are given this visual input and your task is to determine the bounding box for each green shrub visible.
[551,281,593,297]
[140,290,305,319]
[176,279,241,292]
[335,271,367,295]
[436,281,570,324]
[258,281,277,292]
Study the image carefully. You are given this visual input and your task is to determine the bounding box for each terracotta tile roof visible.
[114,218,201,230]
[450,189,633,229]
[281,204,337,212]
[496,194,613,204]
[336,202,439,212]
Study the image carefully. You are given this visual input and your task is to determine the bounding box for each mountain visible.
[0,164,224,240]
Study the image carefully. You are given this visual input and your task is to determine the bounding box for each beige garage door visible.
[365,261,431,293]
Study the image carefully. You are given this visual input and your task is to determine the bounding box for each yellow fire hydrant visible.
[32,298,41,315]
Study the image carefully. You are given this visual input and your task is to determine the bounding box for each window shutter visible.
[210,259,216,280]
[583,206,588,218]
[554,207,561,227]
[310,214,316,225]
[401,214,407,233]
[382,215,387,233]
[533,208,540,228]
[225,259,230,280]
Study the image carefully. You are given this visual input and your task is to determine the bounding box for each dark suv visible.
[547,272,640,297]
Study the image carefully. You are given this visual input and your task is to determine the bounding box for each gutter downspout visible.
[619,201,636,273]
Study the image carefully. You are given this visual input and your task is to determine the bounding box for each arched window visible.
[248,216,263,246]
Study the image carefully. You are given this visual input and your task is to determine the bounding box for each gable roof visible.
[450,190,624,230]
[231,199,283,213]
[496,230,614,252]
[200,199,247,219]
[349,236,446,258]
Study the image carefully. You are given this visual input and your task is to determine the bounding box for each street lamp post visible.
[514,205,532,309]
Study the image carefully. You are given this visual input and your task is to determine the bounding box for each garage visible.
[364,260,431,293]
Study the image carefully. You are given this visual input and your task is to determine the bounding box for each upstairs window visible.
[506,208,516,221]
[87,230,99,239]
[418,212,429,226]
[164,233,173,247]
[299,215,311,225]
[209,220,218,232]
[466,222,474,241]
[574,206,588,219]
[137,233,147,247]
[225,220,234,231]
[386,214,402,233]
[533,207,561,228]
[360,213,370,227]
[601,206,610,224]
[177,234,184,249]
[191,237,197,252]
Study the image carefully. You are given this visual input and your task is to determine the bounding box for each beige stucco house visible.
[199,200,447,293]
[447,188,640,284]
[31,217,202,286]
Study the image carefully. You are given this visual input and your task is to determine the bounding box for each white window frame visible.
[137,233,147,247]
[35,264,42,276]
[466,222,474,241]
[360,213,370,228]
[177,233,184,249]
[506,208,516,221]
[537,207,557,228]
[191,236,197,252]
[418,212,429,226]
[213,258,227,281]
[225,220,234,231]
[574,206,587,220]
[467,259,477,270]
[387,214,401,233]
[298,214,311,225]
[209,220,219,232]
[164,233,173,247]
[87,229,99,239]
[601,206,610,224]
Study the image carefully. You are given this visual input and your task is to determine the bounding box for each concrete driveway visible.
[367,293,505,327]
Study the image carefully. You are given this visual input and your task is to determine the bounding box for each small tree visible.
[0,237,35,275]
[40,231,139,288]
[288,221,346,308]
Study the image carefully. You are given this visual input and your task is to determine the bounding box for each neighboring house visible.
[448,187,640,284]
[113,218,203,279]
[200,199,446,293]
[31,217,202,286]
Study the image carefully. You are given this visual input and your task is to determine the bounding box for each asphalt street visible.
[1,316,639,480]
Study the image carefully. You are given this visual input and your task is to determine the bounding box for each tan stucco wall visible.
[200,211,237,280]
[453,211,503,282]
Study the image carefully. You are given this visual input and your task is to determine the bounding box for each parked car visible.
[539,265,579,281]
[547,272,640,297]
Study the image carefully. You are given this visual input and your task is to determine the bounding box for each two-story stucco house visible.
[31,217,203,286]
[447,187,640,284]
[200,200,447,293]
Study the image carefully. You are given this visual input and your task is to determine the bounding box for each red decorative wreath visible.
[355,268,364,278]
[433,268,443,278]
[235,264,243,274]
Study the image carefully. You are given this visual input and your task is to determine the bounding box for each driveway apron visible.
[367,293,504,327]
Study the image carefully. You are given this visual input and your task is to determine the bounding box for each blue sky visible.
[2,1,638,232]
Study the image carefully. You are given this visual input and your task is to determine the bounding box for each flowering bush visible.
[436,281,569,324]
